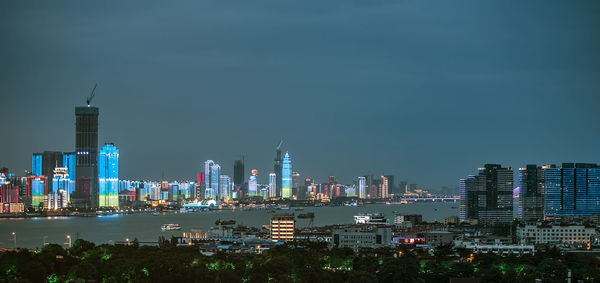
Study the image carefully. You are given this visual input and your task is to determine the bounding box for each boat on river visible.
[161,224,181,231]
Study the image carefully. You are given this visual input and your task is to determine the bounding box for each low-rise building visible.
[517,224,596,245]
[270,214,295,242]
[454,239,535,256]
[332,225,392,250]
[425,231,454,246]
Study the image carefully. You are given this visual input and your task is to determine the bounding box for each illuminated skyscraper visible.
[62,153,76,199]
[52,167,70,209]
[248,171,258,196]
[98,143,119,208]
[219,175,231,200]
[31,177,46,209]
[269,173,277,198]
[75,106,99,208]
[380,175,389,199]
[292,172,300,198]
[544,163,600,218]
[282,152,292,198]
[358,176,366,199]
[274,140,283,197]
[204,160,220,200]
[32,153,42,176]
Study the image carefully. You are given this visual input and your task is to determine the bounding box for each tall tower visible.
[269,173,277,199]
[282,152,292,198]
[274,140,283,197]
[75,106,99,209]
[233,159,245,187]
[358,176,366,199]
[99,143,119,208]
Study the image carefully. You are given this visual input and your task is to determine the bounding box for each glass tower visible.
[518,165,545,221]
[248,173,258,196]
[544,163,600,218]
[282,152,292,198]
[32,154,42,176]
[460,164,514,224]
[98,143,119,208]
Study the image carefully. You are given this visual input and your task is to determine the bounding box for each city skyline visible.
[1,1,599,190]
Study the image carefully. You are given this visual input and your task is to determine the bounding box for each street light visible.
[126,238,130,246]
[11,232,16,249]
[65,235,71,248]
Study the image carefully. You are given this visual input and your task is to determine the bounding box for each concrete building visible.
[332,225,392,250]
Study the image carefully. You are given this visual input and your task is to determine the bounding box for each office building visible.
[282,152,292,198]
[358,176,366,199]
[269,173,277,198]
[98,143,119,208]
[384,175,395,195]
[52,167,71,206]
[518,165,545,221]
[32,153,42,176]
[460,164,514,224]
[544,163,600,217]
[292,172,300,198]
[75,106,99,208]
[204,160,220,200]
[219,175,231,200]
[62,152,76,182]
[270,214,295,242]
[31,177,46,209]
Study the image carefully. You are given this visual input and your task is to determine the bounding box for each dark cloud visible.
[1,0,599,189]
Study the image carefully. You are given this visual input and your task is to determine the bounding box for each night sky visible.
[1,1,599,190]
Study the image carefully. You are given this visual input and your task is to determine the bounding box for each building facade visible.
[518,165,545,221]
[517,224,596,245]
[270,214,295,241]
[269,173,277,199]
[460,164,514,224]
[98,143,119,208]
[75,106,99,208]
[544,163,600,218]
[282,152,292,198]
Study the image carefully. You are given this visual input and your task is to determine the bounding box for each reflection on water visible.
[0,202,458,249]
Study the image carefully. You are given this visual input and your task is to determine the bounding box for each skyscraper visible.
[544,163,600,218]
[358,176,367,199]
[460,164,514,224]
[380,175,389,199]
[204,160,220,200]
[282,152,292,198]
[274,140,283,197]
[269,173,277,199]
[75,106,99,208]
[518,165,545,221]
[233,159,244,187]
[98,143,119,208]
[292,172,300,198]
[32,153,42,176]
[248,172,258,196]
[219,175,231,200]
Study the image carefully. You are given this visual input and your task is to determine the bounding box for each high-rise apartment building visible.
[518,165,545,221]
[98,143,119,208]
[544,163,600,218]
[460,164,514,224]
[380,175,389,199]
[282,152,292,198]
[75,106,99,208]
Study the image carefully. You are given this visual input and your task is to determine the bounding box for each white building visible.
[454,239,535,256]
[517,224,596,245]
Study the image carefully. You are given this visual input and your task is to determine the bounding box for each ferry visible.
[354,213,387,224]
[161,224,181,231]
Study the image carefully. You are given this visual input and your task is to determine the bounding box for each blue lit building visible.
[32,177,45,209]
[544,163,600,218]
[63,153,76,182]
[99,143,119,208]
[282,152,292,198]
[32,153,42,176]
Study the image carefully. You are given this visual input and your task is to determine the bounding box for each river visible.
[0,202,458,249]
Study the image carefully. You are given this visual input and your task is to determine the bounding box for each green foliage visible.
[1,240,600,282]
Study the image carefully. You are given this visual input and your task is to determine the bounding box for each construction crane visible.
[86,84,98,106]
[276,138,283,150]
